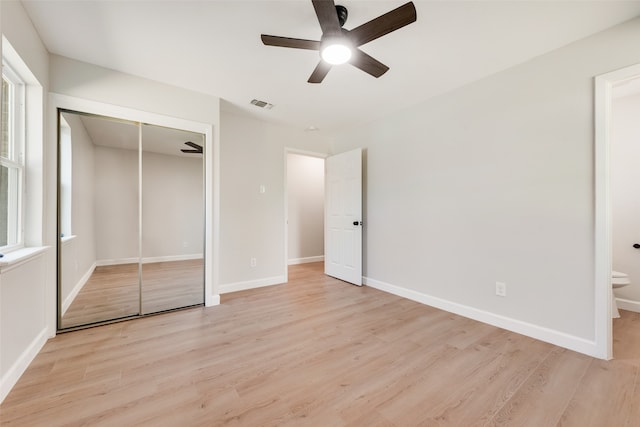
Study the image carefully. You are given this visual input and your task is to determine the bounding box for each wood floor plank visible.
[557,359,639,427]
[1,262,639,426]
[418,332,554,426]
[61,259,204,328]
[488,347,592,426]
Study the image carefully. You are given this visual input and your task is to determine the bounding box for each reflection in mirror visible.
[140,124,204,314]
[59,111,140,328]
[58,110,206,330]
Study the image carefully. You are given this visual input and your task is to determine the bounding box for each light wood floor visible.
[61,259,204,329]
[3,262,639,426]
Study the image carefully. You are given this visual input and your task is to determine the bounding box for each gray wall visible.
[330,17,640,341]
[219,111,331,289]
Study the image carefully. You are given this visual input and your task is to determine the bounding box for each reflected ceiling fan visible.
[261,0,417,83]
[181,141,203,154]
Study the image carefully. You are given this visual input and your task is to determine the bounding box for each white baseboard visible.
[0,328,48,404]
[62,262,96,315]
[616,297,640,313]
[96,254,203,267]
[363,276,600,358]
[220,275,286,294]
[206,294,220,307]
[288,256,324,265]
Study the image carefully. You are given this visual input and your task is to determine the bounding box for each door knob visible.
[634,243,640,249]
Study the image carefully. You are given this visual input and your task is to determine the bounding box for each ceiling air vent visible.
[250,99,274,109]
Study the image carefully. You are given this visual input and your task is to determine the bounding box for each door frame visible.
[283,148,328,283]
[594,62,640,360]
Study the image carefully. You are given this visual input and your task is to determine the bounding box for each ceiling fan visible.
[261,0,417,83]
[181,141,203,154]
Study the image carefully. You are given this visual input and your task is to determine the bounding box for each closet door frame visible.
[51,93,219,333]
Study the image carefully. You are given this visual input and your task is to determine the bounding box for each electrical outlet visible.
[495,282,507,297]
[250,257,257,267]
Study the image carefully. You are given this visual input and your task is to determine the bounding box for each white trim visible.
[364,276,600,358]
[288,256,324,265]
[616,298,640,313]
[60,235,76,245]
[61,262,96,315]
[594,63,640,360]
[0,327,48,404]
[220,275,285,294]
[0,246,48,273]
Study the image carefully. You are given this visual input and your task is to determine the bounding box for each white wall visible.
[69,114,97,271]
[92,146,204,262]
[0,0,51,403]
[60,113,97,306]
[612,91,640,308]
[94,145,139,261]
[287,153,324,264]
[0,252,49,402]
[219,112,331,292]
[331,17,640,353]
[142,151,204,259]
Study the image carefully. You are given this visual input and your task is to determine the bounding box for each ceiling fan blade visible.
[349,49,389,78]
[312,0,341,37]
[308,61,332,83]
[348,2,417,47]
[182,141,203,153]
[261,35,320,50]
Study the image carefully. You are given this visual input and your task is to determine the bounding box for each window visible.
[59,116,72,238]
[0,63,26,250]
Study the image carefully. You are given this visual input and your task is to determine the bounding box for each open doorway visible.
[595,63,640,359]
[284,150,326,282]
[610,78,640,316]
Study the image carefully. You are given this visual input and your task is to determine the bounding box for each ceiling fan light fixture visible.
[321,42,352,65]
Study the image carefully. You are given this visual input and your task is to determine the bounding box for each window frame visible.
[1,61,27,252]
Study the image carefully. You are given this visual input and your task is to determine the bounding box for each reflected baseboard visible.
[62,262,96,316]
[96,254,204,267]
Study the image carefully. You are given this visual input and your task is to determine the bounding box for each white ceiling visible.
[62,111,205,158]
[23,0,640,133]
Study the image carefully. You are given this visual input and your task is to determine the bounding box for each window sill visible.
[0,246,50,273]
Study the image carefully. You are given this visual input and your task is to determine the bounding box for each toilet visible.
[612,270,631,318]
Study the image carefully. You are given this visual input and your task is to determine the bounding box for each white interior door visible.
[325,148,362,285]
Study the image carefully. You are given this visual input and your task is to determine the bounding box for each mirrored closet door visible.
[140,124,204,315]
[57,110,205,330]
